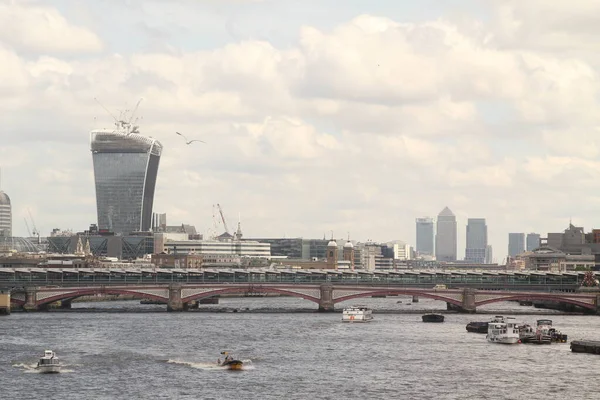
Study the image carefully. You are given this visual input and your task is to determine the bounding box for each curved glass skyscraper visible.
[91,127,162,234]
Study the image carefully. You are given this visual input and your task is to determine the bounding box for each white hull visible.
[342,316,373,323]
[487,336,520,344]
[37,365,61,373]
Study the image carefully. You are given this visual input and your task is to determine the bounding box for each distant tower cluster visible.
[508,233,525,257]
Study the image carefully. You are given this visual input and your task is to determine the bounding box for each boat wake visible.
[12,362,74,373]
[167,359,254,370]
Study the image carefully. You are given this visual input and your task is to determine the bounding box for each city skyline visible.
[2,1,600,260]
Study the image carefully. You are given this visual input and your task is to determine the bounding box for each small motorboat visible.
[36,350,61,373]
[218,352,243,371]
[422,313,444,323]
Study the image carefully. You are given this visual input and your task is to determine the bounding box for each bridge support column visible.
[60,300,72,309]
[167,285,184,312]
[318,284,334,312]
[460,288,476,313]
[23,288,39,312]
[0,291,10,315]
[412,296,419,303]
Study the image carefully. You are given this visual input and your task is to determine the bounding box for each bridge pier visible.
[60,299,72,309]
[412,296,419,303]
[460,288,477,313]
[167,285,184,312]
[23,288,39,312]
[0,291,10,315]
[318,284,334,312]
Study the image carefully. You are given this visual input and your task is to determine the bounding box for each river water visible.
[1,297,600,400]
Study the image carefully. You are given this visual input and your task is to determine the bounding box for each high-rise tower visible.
[435,207,457,262]
[415,217,434,256]
[508,233,525,257]
[91,121,162,234]
[466,218,487,263]
[0,190,11,237]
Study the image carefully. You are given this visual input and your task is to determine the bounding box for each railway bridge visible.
[7,283,600,313]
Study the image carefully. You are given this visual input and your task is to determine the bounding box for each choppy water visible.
[1,297,600,400]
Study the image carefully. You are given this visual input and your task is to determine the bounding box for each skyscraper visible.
[415,217,434,256]
[526,233,541,251]
[91,124,163,234]
[508,233,525,257]
[435,207,457,262]
[0,190,11,237]
[465,218,487,263]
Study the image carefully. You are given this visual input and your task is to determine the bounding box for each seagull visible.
[175,132,206,145]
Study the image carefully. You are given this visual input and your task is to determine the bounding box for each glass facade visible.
[91,130,162,234]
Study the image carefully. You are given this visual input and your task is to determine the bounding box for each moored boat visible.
[486,316,520,344]
[342,306,373,322]
[466,321,488,333]
[36,350,61,373]
[422,313,444,323]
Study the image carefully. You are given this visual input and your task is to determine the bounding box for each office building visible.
[465,218,487,263]
[508,233,525,257]
[415,217,434,256]
[0,190,11,237]
[435,207,457,262]
[91,122,162,234]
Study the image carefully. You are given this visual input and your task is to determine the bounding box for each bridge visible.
[0,267,595,291]
[7,283,600,314]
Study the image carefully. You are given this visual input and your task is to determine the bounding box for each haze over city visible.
[2,0,599,260]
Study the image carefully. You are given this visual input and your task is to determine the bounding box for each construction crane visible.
[27,209,40,243]
[216,203,230,235]
[24,218,32,237]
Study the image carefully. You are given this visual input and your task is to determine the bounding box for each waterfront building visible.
[508,233,525,257]
[465,218,487,263]
[415,217,434,256]
[0,190,11,237]
[435,207,457,262]
[164,239,271,258]
[485,245,493,264]
[90,122,163,234]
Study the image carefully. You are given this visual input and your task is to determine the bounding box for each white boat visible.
[486,316,520,344]
[36,350,61,373]
[342,306,373,322]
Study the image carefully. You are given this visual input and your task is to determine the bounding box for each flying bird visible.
[175,131,206,145]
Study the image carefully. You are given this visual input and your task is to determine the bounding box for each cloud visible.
[2,1,600,261]
[0,2,103,54]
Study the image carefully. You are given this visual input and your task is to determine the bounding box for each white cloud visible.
[0,3,103,54]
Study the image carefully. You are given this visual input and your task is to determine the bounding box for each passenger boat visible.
[36,350,61,373]
[486,316,520,344]
[342,306,373,322]
[466,321,489,333]
[422,313,444,323]
[218,352,243,371]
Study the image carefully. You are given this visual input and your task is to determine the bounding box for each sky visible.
[1,0,600,262]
